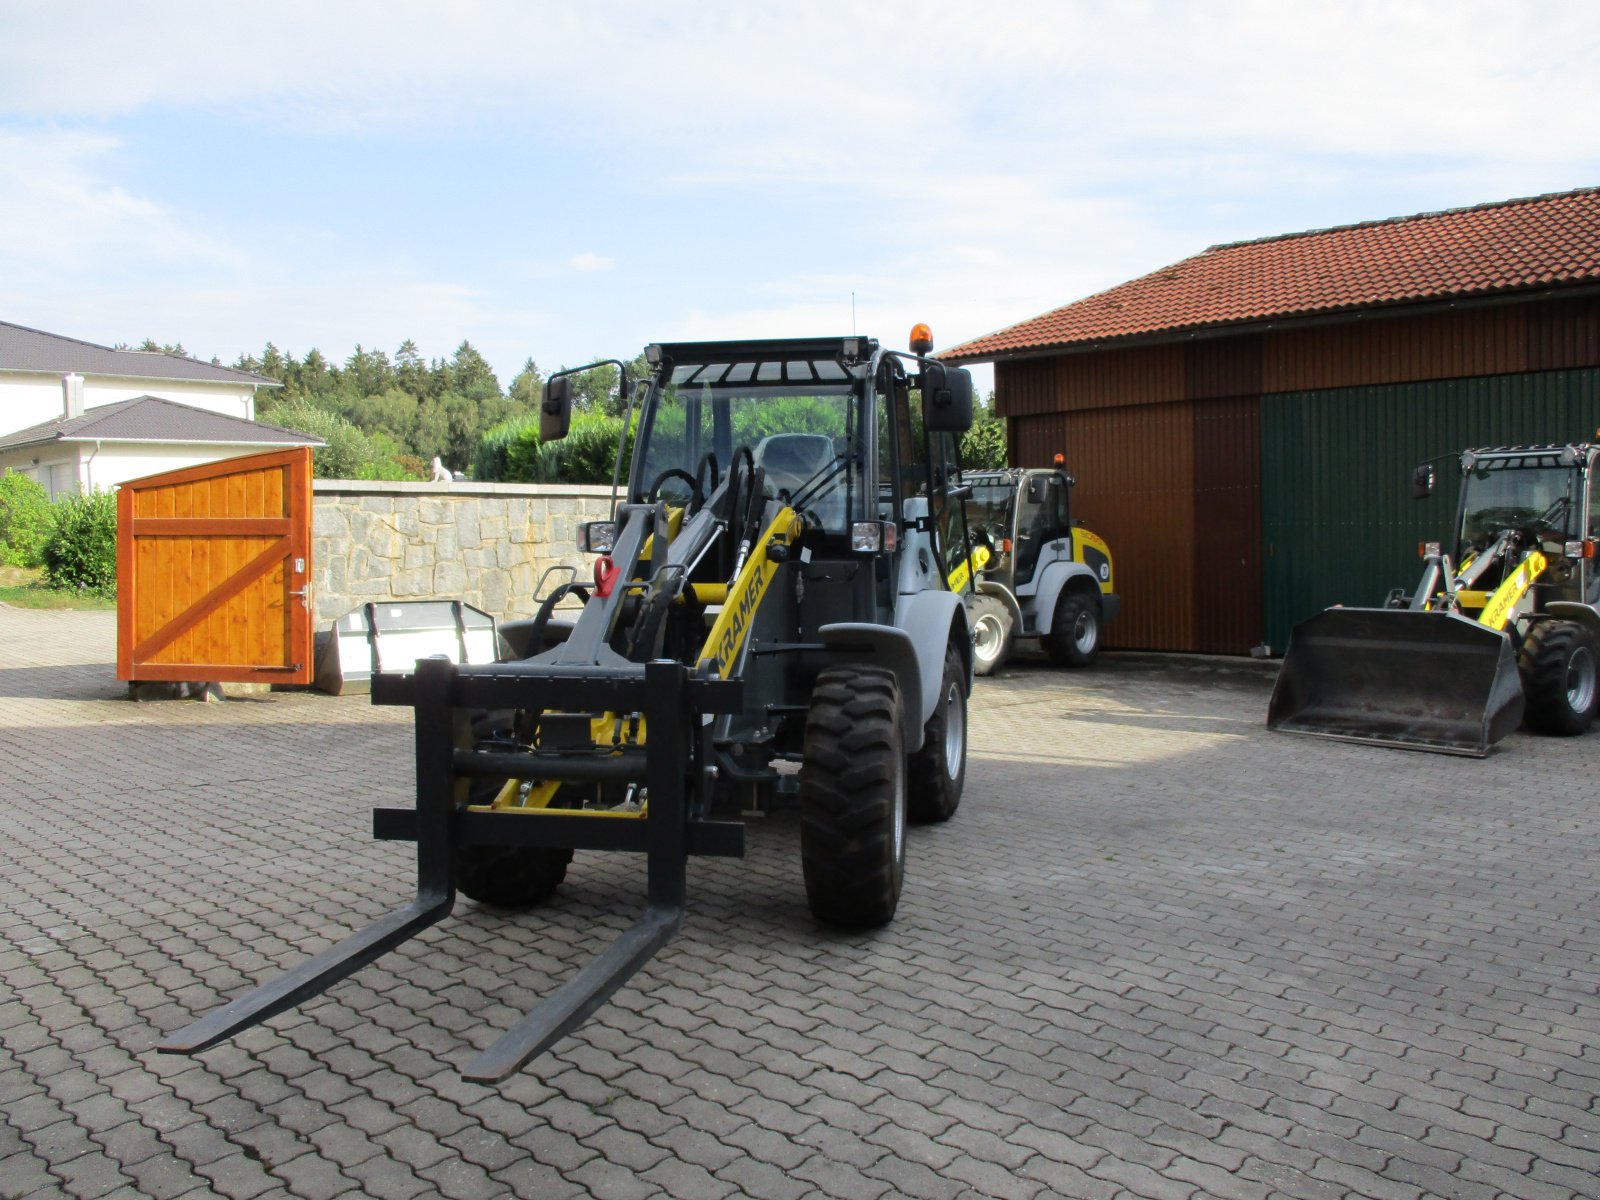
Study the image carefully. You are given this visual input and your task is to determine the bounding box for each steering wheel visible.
[1528,496,1572,535]
[647,468,703,512]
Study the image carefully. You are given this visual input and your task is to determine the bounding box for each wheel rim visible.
[1566,646,1596,713]
[943,680,965,781]
[972,613,1002,664]
[1073,609,1098,654]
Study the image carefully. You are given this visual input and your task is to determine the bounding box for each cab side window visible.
[1588,472,1600,602]
[1012,474,1073,586]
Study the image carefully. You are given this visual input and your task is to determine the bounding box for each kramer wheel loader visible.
[160,330,976,1080]
[956,464,1119,675]
[1269,442,1600,756]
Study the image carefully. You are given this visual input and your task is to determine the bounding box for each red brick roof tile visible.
[944,187,1600,362]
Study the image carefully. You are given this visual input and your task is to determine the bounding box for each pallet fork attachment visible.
[159,655,743,1081]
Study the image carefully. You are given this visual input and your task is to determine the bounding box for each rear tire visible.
[1044,591,1101,667]
[800,666,906,928]
[968,595,1013,676]
[1520,620,1599,736]
[908,644,967,823]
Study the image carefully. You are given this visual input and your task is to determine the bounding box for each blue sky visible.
[3,1,1599,396]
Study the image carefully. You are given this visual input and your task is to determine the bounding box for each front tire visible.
[968,595,1013,676]
[908,644,967,823]
[1520,620,1599,736]
[800,666,906,928]
[1044,591,1102,667]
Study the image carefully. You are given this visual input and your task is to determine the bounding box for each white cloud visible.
[0,2,1597,382]
[5,7,1596,215]
[3,2,1595,162]
[0,129,243,278]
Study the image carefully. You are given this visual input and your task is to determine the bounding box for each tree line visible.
[230,340,538,478]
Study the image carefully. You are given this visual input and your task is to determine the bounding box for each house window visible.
[47,464,78,501]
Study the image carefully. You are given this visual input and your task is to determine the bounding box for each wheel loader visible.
[160,329,976,1080]
[1269,441,1600,756]
[956,464,1119,675]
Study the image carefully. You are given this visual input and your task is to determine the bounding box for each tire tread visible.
[800,666,904,928]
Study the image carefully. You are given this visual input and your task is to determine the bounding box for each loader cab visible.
[630,341,876,544]
[601,338,967,702]
[961,468,1075,592]
[1013,470,1074,587]
[1452,445,1596,608]
[626,338,969,597]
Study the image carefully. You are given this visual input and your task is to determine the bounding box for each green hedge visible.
[475,409,633,484]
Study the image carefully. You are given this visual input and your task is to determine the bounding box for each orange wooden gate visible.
[116,447,313,684]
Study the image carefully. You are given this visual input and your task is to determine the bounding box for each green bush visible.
[44,489,118,593]
[353,447,429,481]
[267,398,417,479]
[0,470,53,567]
[476,409,633,485]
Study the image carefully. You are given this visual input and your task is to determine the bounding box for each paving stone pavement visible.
[3,603,1599,1200]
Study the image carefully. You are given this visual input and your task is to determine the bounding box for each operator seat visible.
[753,434,842,529]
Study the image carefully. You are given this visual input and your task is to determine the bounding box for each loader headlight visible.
[852,521,898,554]
[1565,540,1596,560]
[579,521,616,554]
[1419,541,1442,558]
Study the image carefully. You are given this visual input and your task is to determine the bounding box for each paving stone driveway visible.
[2,603,1598,1200]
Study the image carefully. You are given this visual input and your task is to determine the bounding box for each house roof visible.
[944,186,1600,363]
[0,396,322,453]
[0,320,277,386]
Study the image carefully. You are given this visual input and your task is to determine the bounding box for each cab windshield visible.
[1458,454,1580,551]
[634,364,861,533]
[965,480,1017,539]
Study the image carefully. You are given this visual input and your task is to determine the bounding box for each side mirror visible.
[922,363,974,433]
[1026,476,1049,503]
[1411,464,1435,500]
[540,376,573,442]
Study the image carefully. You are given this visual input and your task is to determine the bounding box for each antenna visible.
[851,292,856,335]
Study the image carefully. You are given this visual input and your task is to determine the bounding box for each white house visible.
[0,394,320,498]
[0,320,313,497]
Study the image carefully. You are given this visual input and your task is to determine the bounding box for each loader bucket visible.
[1267,608,1525,757]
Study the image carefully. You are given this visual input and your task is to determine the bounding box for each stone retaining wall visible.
[310,480,615,626]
